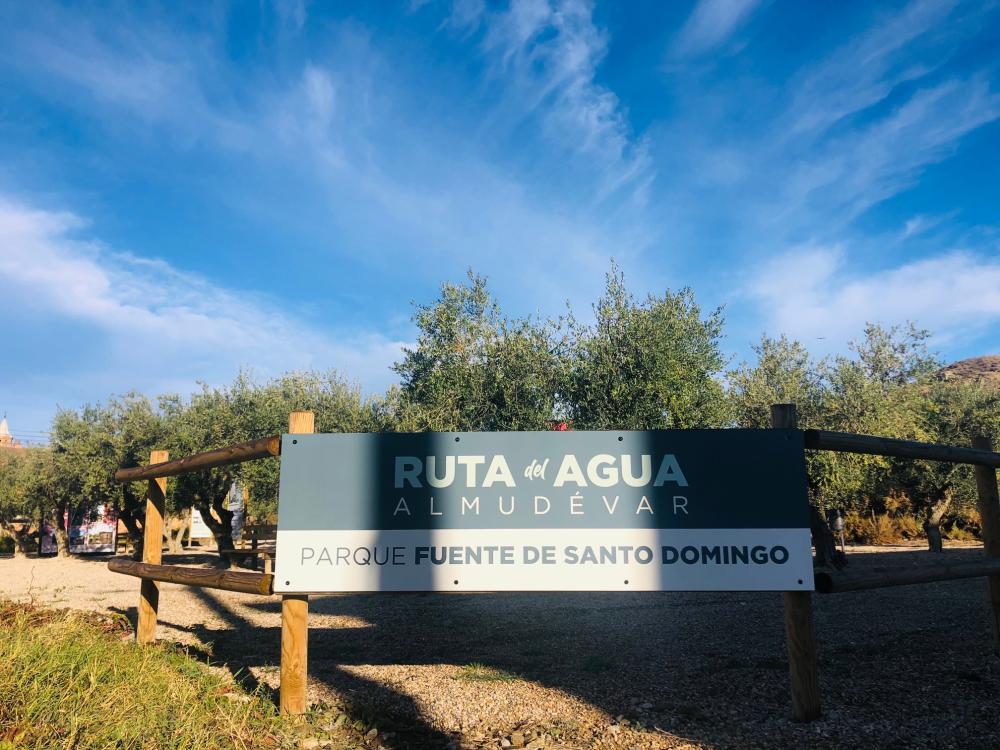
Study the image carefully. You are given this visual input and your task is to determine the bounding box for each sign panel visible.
[190,509,214,541]
[274,430,813,593]
[67,504,117,554]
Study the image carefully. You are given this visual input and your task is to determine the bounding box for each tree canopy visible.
[4,265,999,557]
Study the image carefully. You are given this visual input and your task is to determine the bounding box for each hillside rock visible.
[937,356,1000,385]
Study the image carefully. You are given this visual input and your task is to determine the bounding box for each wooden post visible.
[137,449,168,645]
[973,435,1000,655]
[280,411,313,715]
[772,404,821,721]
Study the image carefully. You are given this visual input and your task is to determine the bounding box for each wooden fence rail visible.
[109,559,273,596]
[114,435,281,482]
[815,558,1000,594]
[109,414,309,715]
[804,429,1000,467]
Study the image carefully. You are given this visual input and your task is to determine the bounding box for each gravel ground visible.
[2,544,998,749]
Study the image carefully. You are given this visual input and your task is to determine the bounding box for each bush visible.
[0,535,13,554]
[892,514,924,540]
[844,512,924,545]
[943,524,978,542]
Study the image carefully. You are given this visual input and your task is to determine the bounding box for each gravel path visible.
[2,545,998,749]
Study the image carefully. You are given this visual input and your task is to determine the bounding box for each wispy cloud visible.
[781,78,1000,223]
[787,0,958,137]
[900,212,956,240]
[745,245,1000,349]
[3,2,651,312]
[670,0,763,59]
[0,198,407,394]
[660,0,1000,254]
[474,0,653,204]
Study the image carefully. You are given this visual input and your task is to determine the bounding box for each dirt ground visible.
[2,544,999,749]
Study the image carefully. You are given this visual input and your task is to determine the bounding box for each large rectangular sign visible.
[273,430,813,593]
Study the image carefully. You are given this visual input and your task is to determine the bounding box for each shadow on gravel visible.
[100,547,1000,749]
[185,586,455,749]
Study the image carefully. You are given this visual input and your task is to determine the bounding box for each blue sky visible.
[1,0,999,441]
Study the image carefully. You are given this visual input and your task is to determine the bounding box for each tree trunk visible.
[120,511,144,560]
[11,526,31,558]
[811,504,847,569]
[194,496,235,568]
[53,506,71,557]
[117,487,145,560]
[924,489,954,553]
[54,524,70,557]
[164,515,187,555]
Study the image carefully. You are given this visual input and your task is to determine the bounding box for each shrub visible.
[844,512,924,545]
[892,514,924,540]
[943,524,978,542]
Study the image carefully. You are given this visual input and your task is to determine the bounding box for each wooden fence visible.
[112,411,312,714]
[109,405,1000,722]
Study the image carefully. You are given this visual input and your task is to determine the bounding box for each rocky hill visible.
[937,355,1000,385]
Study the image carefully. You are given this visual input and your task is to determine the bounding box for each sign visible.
[39,522,57,555]
[190,509,214,541]
[67,504,117,554]
[273,430,813,593]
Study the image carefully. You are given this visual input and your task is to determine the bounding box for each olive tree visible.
[162,371,381,564]
[393,272,564,431]
[50,396,166,558]
[888,380,1000,551]
[0,450,40,557]
[566,264,727,429]
[728,335,825,428]
[231,370,382,521]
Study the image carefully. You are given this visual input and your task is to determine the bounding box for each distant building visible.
[0,415,23,452]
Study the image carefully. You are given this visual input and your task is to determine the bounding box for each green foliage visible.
[393,272,564,431]
[11,265,1000,551]
[177,370,381,520]
[49,394,166,544]
[565,263,728,429]
[728,335,824,428]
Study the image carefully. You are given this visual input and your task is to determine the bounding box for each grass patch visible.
[0,601,299,749]
[454,662,518,683]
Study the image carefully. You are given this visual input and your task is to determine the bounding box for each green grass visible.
[0,601,299,749]
[453,662,518,683]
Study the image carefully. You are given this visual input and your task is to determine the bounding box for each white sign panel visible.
[274,430,814,593]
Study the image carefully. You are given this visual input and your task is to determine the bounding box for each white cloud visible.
[671,0,763,58]
[4,5,649,313]
[782,78,1000,223]
[787,0,957,137]
[0,198,408,396]
[745,245,1000,349]
[900,211,956,240]
[478,0,653,204]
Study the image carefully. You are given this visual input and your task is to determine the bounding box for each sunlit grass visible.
[454,662,518,683]
[0,601,294,750]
